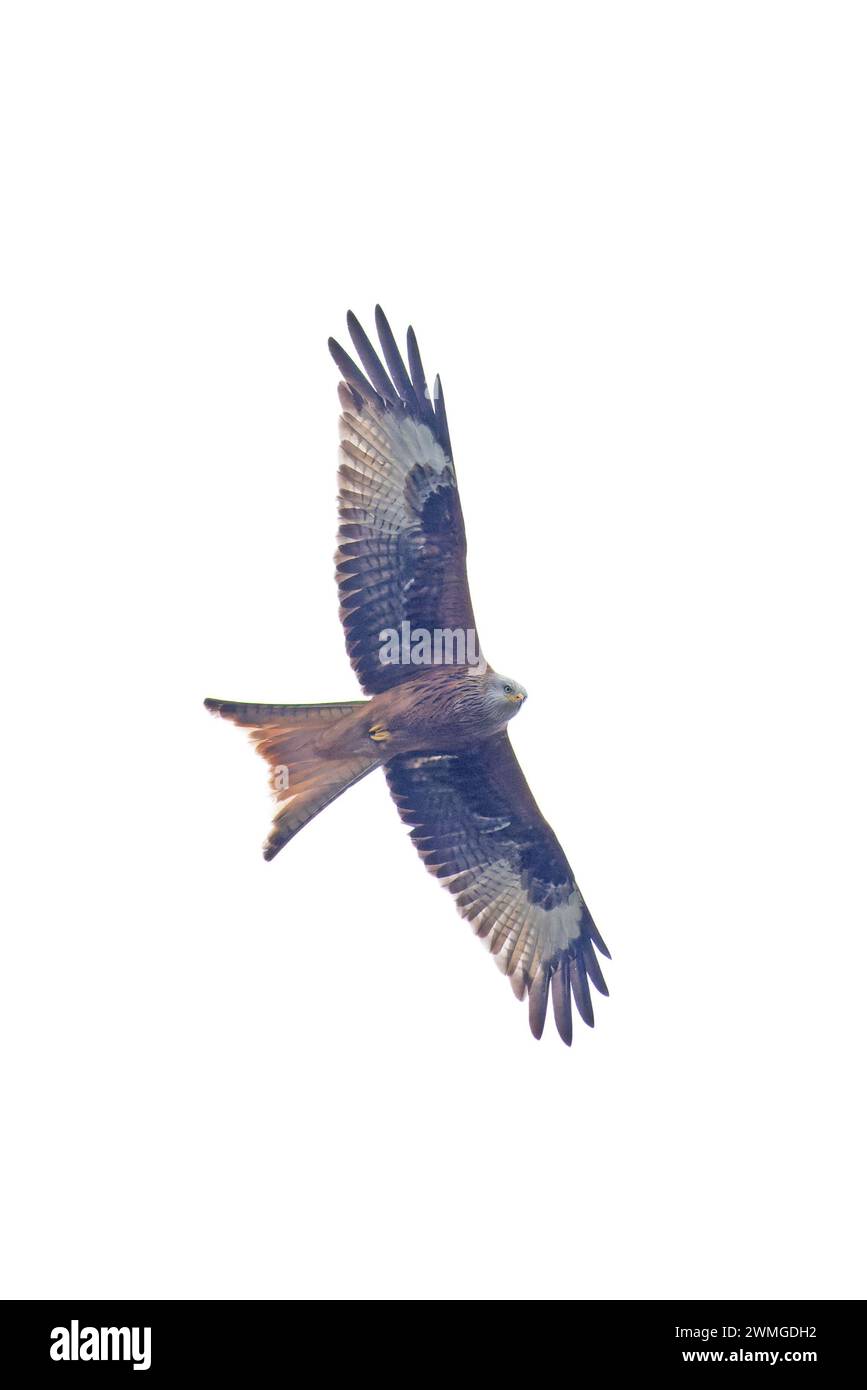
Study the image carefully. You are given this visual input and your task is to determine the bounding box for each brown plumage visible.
[205,308,609,1043]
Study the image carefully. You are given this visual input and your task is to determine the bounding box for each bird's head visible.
[487,670,528,719]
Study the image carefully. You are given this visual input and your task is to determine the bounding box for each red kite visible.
[206,309,609,1043]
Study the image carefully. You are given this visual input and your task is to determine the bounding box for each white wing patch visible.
[338,401,451,539]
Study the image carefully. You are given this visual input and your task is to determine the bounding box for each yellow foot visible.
[369,722,391,743]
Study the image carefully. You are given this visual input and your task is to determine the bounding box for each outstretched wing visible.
[385,733,610,1044]
[329,307,480,694]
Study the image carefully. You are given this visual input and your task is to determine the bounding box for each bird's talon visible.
[369,723,391,742]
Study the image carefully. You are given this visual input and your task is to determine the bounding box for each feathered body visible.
[322,665,522,757]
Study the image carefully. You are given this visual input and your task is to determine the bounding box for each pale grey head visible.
[484,669,528,723]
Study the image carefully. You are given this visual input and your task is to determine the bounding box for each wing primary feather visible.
[433,374,452,458]
[406,325,438,432]
[582,939,609,995]
[585,912,611,959]
[528,968,551,1040]
[569,955,595,1028]
[346,311,399,404]
[551,960,573,1046]
[328,337,381,404]
[374,305,418,407]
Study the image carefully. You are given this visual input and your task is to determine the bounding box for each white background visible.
[2,2,865,1300]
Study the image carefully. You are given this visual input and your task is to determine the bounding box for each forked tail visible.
[204,698,378,859]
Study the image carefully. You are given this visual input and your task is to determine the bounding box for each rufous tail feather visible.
[204,698,379,858]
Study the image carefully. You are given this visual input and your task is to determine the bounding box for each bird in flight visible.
[206,308,609,1043]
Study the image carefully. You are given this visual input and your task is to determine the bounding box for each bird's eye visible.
[504,685,513,694]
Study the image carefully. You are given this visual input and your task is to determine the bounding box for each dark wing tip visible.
[551,960,573,1046]
[433,374,452,458]
[329,309,450,453]
[584,909,611,959]
[328,335,379,403]
[374,305,417,407]
[346,311,398,403]
[527,940,607,1040]
[582,939,609,996]
[569,954,596,1028]
[406,324,435,427]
